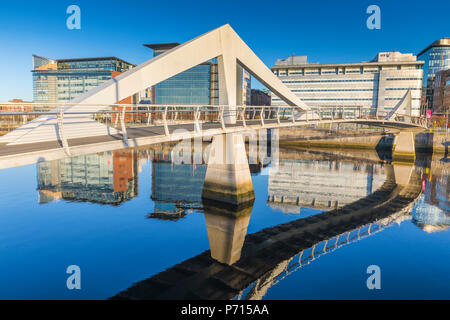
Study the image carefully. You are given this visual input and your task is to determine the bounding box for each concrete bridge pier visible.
[392,162,415,187]
[203,200,253,265]
[393,131,416,162]
[202,133,255,206]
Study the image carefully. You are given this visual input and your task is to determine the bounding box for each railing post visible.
[114,106,119,127]
[194,106,201,133]
[260,106,265,127]
[241,106,247,128]
[56,107,70,156]
[120,105,128,146]
[276,107,281,125]
[292,108,296,123]
[219,106,226,130]
[147,106,152,125]
[163,106,169,135]
[21,105,27,124]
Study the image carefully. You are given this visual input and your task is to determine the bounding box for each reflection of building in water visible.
[267,160,385,212]
[412,194,450,232]
[423,172,449,213]
[150,160,207,218]
[37,150,138,205]
[411,169,449,233]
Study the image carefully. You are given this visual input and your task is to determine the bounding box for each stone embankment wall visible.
[278,126,448,155]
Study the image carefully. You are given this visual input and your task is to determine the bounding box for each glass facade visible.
[417,39,450,111]
[56,71,113,101]
[154,63,214,105]
[271,52,423,116]
[32,56,134,103]
[37,150,138,205]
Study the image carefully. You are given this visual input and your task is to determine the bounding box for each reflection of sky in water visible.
[0,149,448,300]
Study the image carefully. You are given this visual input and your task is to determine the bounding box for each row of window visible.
[273,98,374,101]
[385,78,422,81]
[385,87,421,90]
[282,79,375,83]
[292,88,375,92]
[385,97,421,100]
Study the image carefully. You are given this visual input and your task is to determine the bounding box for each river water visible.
[0,143,448,299]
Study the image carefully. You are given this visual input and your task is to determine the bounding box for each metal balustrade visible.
[0,102,428,154]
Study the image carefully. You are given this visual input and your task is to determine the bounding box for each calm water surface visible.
[0,145,448,299]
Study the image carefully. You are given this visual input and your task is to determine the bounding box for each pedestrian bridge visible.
[0,103,427,169]
[0,24,426,168]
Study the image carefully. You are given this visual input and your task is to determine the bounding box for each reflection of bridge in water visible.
[111,150,425,300]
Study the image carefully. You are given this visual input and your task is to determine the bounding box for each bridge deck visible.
[0,120,272,158]
[0,118,425,169]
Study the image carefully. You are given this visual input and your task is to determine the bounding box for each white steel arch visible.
[1,24,309,145]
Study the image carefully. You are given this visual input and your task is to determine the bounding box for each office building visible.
[144,43,218,105]
[242,69,252,105]
[151,160,206,217]
[144,43,251,106]
[271,52,424,116]
[37,150,138,205]
[0,99,34,136]
[418,38,450,113]
[251,89,271,106]
[32,55,135,103]
[432,69,450,115]
[267,160,386,212]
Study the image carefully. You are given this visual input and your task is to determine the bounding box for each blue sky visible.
[0,0,448,100]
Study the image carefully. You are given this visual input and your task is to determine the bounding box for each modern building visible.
[271,52,424,116]
[251,89,271,106]
[144,43,219,105]
[432,69,450,115]
[0,99,34,136]
[32,55,135,103]
[37,150,138,205]
[417,38,450,113]
[242,69,252,106]
[144,43,251,106]
[267,160,386,213]
[151,157,206,217]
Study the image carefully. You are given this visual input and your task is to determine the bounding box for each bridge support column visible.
[393,131,416,162]
[202,133,255,206]
[392,162,414,187]
[203,200,253,265]
[218,52,241,124]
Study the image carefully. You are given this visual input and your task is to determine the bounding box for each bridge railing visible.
[0,102,427,140]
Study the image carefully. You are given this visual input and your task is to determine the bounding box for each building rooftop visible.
[143,43,181,51]
[275,56,307,66]
[417,38,450,57]
[56,56,135,66]
[271,52,423,70]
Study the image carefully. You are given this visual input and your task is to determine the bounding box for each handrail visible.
[0,102,427,157]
